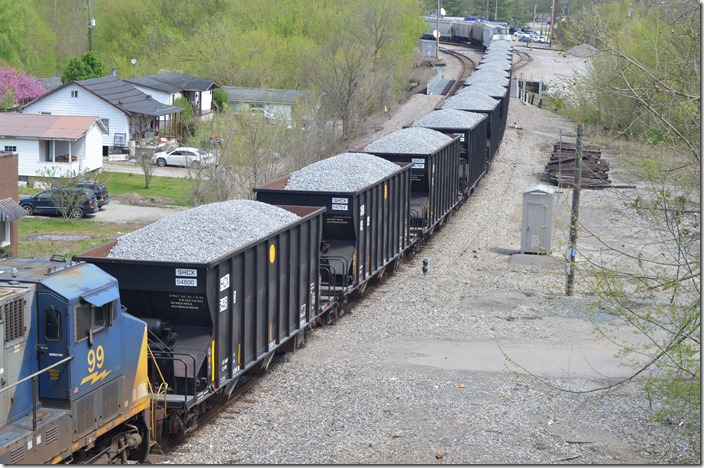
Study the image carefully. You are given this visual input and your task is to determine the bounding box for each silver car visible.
[151,147,217,168]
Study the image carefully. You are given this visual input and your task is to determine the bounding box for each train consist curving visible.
[423,16,512,48]
[0,40,514,464]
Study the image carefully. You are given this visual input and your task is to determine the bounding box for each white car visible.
[151,147,217,168]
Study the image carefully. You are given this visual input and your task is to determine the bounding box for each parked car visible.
[151,147,217,168]
[20,188,99,218]
[76,180,110,209]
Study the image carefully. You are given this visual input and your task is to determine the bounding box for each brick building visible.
[0,152,26,258]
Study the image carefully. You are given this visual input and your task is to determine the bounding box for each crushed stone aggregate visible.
[108,200,299,262]
[363,127,452,154]
[284,152,400,192]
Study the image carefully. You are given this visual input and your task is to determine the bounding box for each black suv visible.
[19,188,99,218]
[76,181,110,209]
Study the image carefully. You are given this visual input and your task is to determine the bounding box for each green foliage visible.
[0,0,30,68]
[566,1,699,160]
[173,96,196,139]
[61,51,107,84]
[213,88,229,112]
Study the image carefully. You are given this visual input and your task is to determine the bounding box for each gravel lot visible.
[161,45,697,464]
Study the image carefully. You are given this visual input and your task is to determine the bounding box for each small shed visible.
[221,86,309,121]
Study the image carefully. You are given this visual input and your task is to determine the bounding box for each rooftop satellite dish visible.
[440,7,446,15]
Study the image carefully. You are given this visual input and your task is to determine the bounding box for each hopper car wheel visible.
[167,412,184,437]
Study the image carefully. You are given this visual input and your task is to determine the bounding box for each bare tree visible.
[554,0,700,437]
[135,147,158,189]
[312,36,374,139]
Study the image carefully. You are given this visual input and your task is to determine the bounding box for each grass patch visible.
[19,172,195,207]
[101,172,194,206]
[18,217,143,259]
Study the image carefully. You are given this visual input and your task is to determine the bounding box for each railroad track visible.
[439,45,477,97]
[512,46,533,72]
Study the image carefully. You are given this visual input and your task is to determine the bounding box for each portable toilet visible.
[521,185,557,254]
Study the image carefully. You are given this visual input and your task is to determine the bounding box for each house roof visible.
[0,114,106,140]
[125,72,219,94]
[221,86,310,106]
[0,198,26,222]
[20,75,183,117]
[77,75,183,116]
[37,77,63,92]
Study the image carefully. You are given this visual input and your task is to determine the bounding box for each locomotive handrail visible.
[0,355,73,394]
[149,353,198,408]
[147,344,169,441]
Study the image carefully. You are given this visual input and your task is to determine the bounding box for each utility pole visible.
[565,124,583,296]
[435,0,440,60]
[549,0,557,49]
[494,0,498,21]
[87,0,94,52]
[533,3,537,26]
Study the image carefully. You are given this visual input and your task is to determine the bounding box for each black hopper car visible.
[0,40,513,464]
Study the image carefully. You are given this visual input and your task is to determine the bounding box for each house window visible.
[4,146,16,152]
[71,90,78,98]
[101,118,109,132]
[0,221,9,247]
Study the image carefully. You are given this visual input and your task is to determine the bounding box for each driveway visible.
[103,160,192,178]
[85,200,185,225]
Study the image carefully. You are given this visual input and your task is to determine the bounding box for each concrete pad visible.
[508,253,564,269]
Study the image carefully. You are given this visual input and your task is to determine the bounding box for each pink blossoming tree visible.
[0,67,45,110]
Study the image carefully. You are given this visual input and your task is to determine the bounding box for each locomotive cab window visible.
[74,299,115,343]
[44,306,61,341]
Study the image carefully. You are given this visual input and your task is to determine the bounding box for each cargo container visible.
[254,155,412,301]
[74,204,324,412]
[408,109,489,197]
[358,127,461,235]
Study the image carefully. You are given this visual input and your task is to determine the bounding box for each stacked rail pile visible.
[546,142,611,188]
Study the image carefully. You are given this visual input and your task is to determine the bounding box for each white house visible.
[19,75,182,155]
[0,114,107,178]
[125,72,219,122]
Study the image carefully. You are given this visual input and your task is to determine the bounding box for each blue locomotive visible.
[0,257,151,464]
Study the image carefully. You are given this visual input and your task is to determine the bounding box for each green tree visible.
[213,88,229,112]
[0,0,30,68]
[61,51,108,83]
